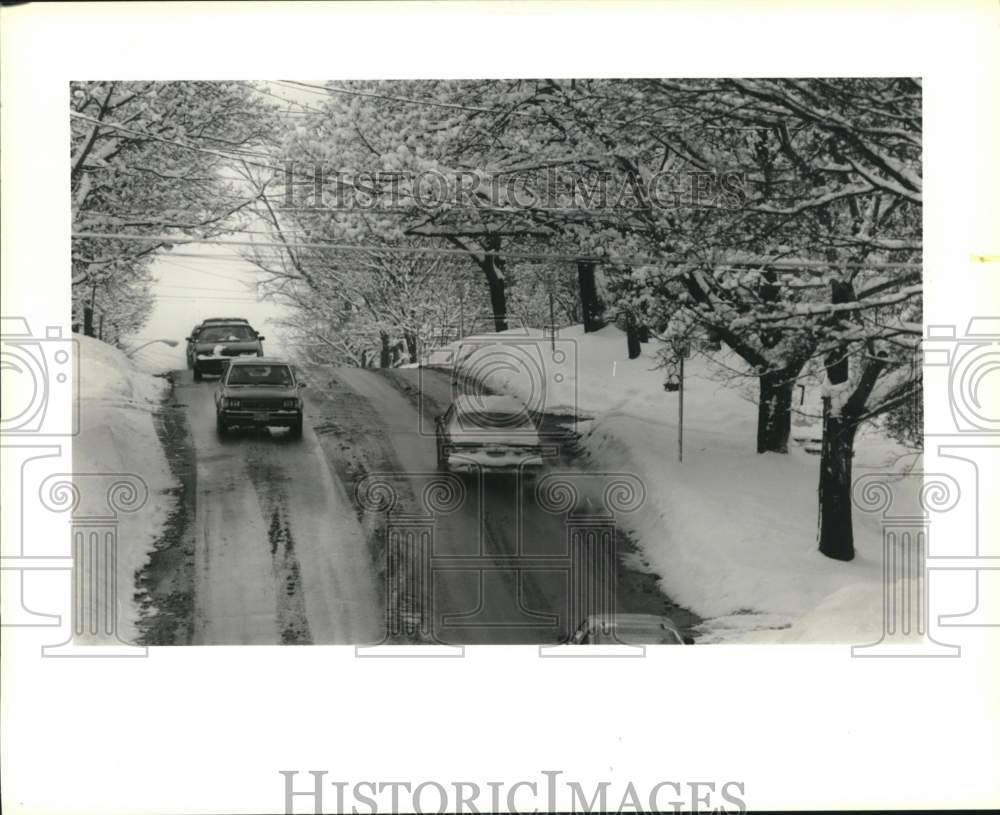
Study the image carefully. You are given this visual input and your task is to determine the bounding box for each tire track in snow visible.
[245,451,313,645]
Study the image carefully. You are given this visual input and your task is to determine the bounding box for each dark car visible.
[214,359,305,438]
[185,324,203,369]
[188,322,265,380]
[185,318,257,370]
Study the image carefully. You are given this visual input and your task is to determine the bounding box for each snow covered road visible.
[146,365,691,645]
[173,371,382,645]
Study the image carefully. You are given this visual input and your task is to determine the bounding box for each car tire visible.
[193,366,203,382]
[289,417,303,440]
[216,413,226,437]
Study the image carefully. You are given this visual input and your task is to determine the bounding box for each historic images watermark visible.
[280,770,747,814]
[0,317,78,437]
[848,316,1000,657]
[280,163,748,212]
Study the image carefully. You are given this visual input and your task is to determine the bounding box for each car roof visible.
[201,317,250,324]
[453,394,527,414]
[195,320,254,331]
[226,357,291,366]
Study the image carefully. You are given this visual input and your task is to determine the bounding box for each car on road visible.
[434,394,547,476]
[214,358,305,438]
[569,613,691,645]
[188,321,265,380]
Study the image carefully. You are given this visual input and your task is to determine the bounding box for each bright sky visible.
[128,243,290,373]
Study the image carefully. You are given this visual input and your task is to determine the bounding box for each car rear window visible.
[227,365,292,386]
[458,410,534,429]
[199,325,256,341]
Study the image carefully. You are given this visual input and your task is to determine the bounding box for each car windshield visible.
[198,325,255,342]
[459,410,534,429]
[227,365,292,386]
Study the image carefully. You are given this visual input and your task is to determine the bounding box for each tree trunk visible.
[483,235,508,333]
[756,371,794,453]
[404,331,418,364]
[379,331,391,368]
[817,397,859,561]
[577,261,605,333]
[83,305,94,338]
[486,273,507,333]
[625,313,641,360]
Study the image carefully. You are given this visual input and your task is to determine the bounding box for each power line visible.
[153,257,262,282]
[155,294,264,302]
[72,231,923,271]
[275,80,769,131]
[157,283,257,293]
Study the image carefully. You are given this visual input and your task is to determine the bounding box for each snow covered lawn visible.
[74,336,176,644]
[447,324,919,643]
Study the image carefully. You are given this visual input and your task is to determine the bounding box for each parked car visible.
[569,613,691,645]
[434,394,547,475]
[214,358,305,438]
[188,322,264,380]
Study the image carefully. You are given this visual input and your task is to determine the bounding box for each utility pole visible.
[678,351,684,462]
[666,337,689,462]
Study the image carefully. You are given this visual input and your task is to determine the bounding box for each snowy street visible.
[137,361,696,645]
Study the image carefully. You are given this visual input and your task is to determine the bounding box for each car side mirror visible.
[185,337,192,342]
[297,382,307,389]
[257,335,266,342]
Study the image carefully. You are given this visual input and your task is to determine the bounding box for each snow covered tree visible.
[475,77,921,558]
[236,157,489,366]
[70,81,276,342]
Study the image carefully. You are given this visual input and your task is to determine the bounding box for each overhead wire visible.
[73,231,923,271]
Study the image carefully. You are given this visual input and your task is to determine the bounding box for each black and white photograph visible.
[66,75,927,649]
[2,3,998,814]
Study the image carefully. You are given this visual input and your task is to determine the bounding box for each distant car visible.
[185,318,257,369]
[569,614,690,645]
[200,317,251,325]
[185,324,203,369]
[434,394,547,476]
[188,322,264,380]
[214,358,305,438]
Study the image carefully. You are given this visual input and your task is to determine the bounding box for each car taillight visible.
[282,399,298,409]
[225,398,241,408]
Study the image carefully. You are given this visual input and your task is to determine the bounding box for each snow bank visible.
[448,324,919,643]
[73,336,175,643]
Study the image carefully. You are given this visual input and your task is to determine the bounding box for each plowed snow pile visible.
[74,335,175,643]
[449,324,920,643]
